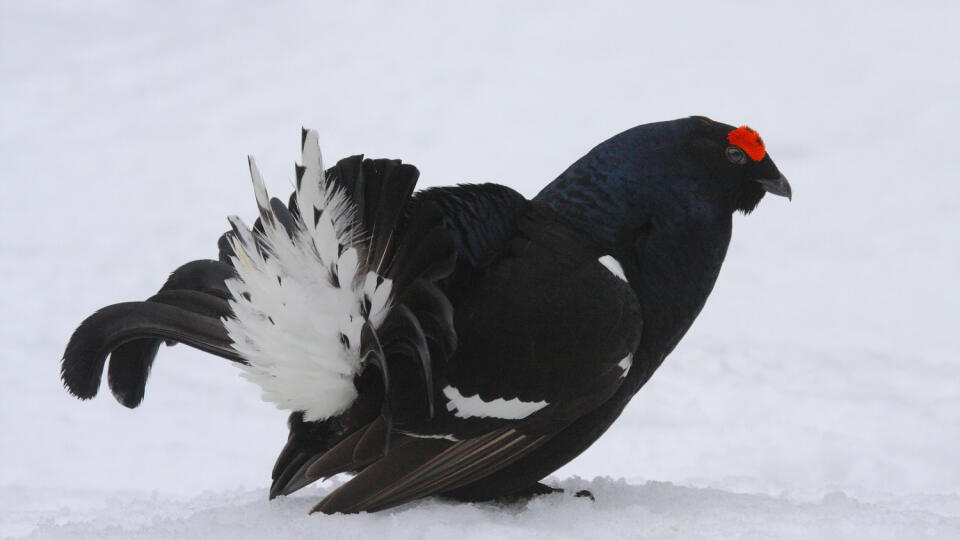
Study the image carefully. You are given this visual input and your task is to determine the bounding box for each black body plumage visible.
[60,116,790,513]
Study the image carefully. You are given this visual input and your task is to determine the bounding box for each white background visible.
[2,1,958,538]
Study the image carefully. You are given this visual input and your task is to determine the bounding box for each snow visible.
[5,480,959,540]
[1,1,958,538]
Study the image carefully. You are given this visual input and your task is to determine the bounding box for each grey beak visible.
[757,174,792,200]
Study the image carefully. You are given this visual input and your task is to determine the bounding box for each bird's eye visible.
[725,146,747,165]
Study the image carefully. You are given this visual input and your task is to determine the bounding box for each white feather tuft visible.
[222,131,389,421]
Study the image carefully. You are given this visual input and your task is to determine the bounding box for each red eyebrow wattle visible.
[727,126,766,161]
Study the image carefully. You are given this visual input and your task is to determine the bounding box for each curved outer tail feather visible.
[60,299,245,400]
[106,259,237,408]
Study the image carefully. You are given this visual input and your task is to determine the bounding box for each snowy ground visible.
[2,1,959,538]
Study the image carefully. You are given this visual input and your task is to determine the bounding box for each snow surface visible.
[2,1,959,538]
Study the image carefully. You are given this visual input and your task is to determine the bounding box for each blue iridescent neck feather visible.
[534,119,711,246]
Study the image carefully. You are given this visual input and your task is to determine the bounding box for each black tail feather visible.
[364,161,419,270]
[269,411,346,499]
[103,260,236,407]
[154,259,236,298]
[146,289,233,318]
[105,290,234,407]
[62,301,244,401]
[107,339,161,408]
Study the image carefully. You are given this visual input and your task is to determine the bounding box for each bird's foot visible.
[574,489,595,501]
[496,482,594,502]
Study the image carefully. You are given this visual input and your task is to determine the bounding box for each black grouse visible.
[61,116,791,514]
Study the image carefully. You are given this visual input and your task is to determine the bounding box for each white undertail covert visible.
[222,131,392,421]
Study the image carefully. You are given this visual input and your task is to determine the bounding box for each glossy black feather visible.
[269,411,344,499]
[397,279,456,362]
[364,160,419,270]
[351,415,391,463]
[106,339,160,409]
[411,184,528,268]
[378,304,434,419]
[313,428,547,514]
[302,420,383,481]
[61,302,245,400]
[106,260,235,407]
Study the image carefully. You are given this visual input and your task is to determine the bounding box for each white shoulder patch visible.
[442,385,548,420]
[598,255,628,283]
[617,353,633,379]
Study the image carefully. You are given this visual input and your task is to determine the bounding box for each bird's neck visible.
[533,169,639,249]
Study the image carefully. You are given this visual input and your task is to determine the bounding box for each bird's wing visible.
[312,427,548,514]
[307,220,643,513]
[438,210,644,428]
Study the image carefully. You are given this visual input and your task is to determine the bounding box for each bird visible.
[61,116,791,514]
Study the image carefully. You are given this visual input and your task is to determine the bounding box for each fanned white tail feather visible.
[222,131,393,421]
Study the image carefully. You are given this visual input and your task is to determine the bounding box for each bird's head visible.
[680,116,791,213]
[536,116,791,240]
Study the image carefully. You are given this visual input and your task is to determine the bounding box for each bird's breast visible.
[618,212,733,392]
